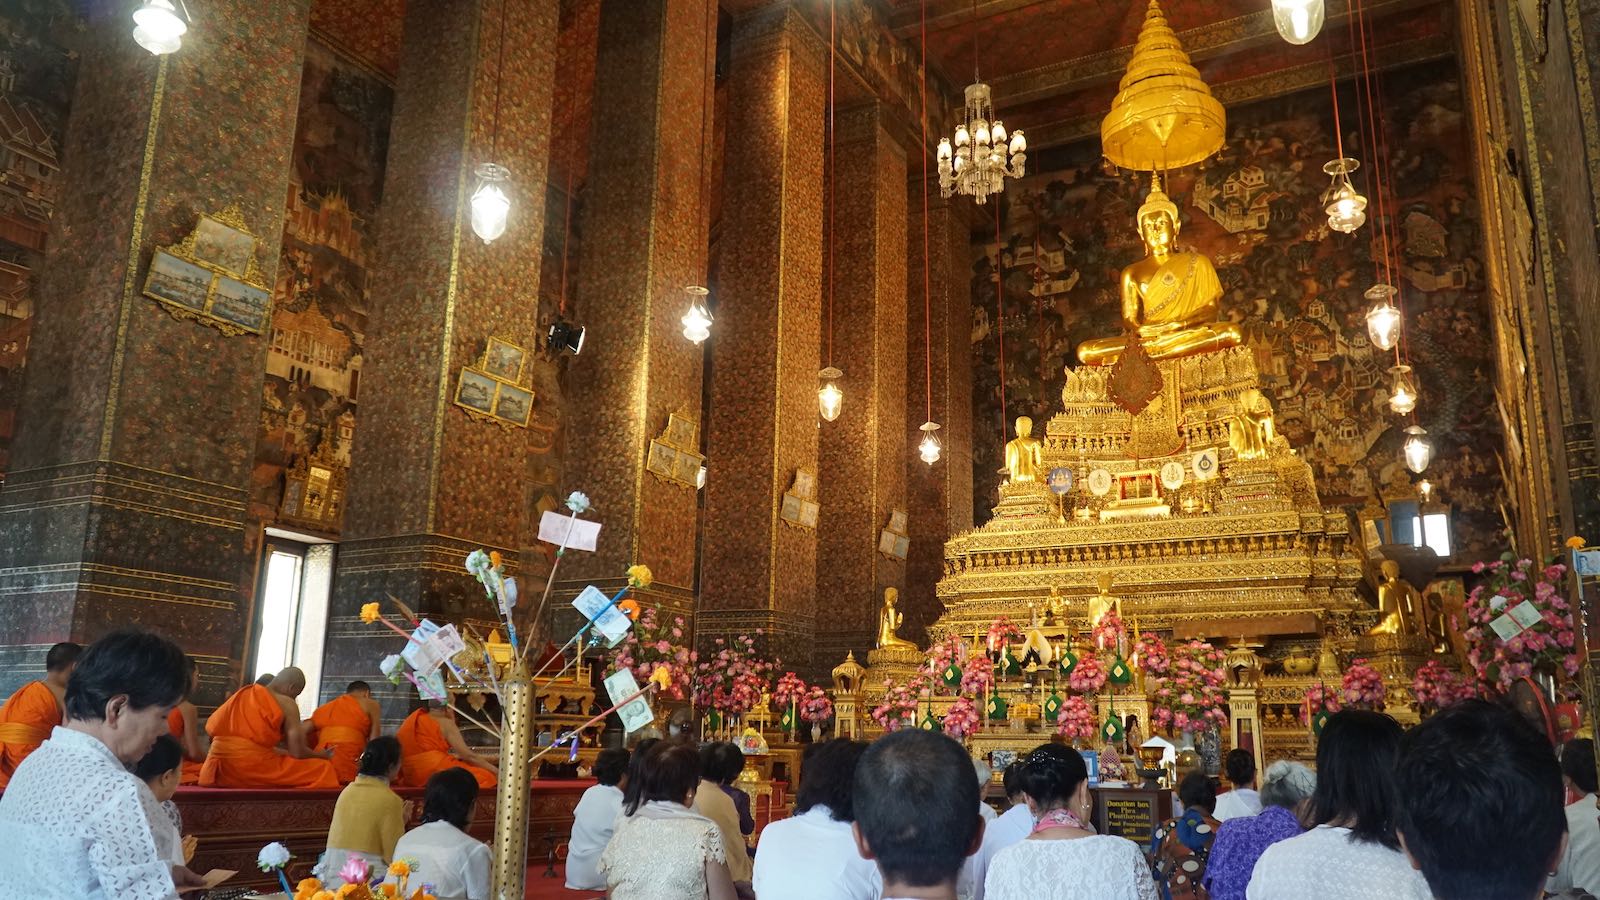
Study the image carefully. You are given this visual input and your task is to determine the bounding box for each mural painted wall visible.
[970,59,1503,563]
[0,1,78,477]
[251,39,393,526]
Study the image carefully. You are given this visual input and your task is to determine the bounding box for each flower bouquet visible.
[613,606,695,699]
[1067,653,1107,694]
[942,696,981,739]
[1091,609,1128,653]
[1054,695,1096,743]
[692,632,775,716]
[925,635,970,693]
[1340,658,1386,710]
[1460,555,1581,691]
[871,676,926,732]
[1302,683,1342,721]
[772,671,807,710]
[799,686,834,723]
[1132,632,1169,676]
[1149,640,1226,735]
[986,617,1022,656]
[959,659,995,697]
[1410,659,1475,714]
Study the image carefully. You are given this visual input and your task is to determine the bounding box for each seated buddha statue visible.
[876,587,916,650]
[1367,560,1421,637]
[1004,416,1044,483]
[1076,180,1242,367]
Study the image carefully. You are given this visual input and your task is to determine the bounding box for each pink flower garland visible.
[959,662,995,697]
[1055,695,1096,742]
[1340,659,1386,710]
[613,607,695,699]
[799,686,834,723]
[691,632,776,714]
[987,617,1022,653]
[942,696,980,739]
[1302,683,1342,723]
[1461,557,1581,691]
[1092,610,1128,652]
[1068,654,1107,694]
[870,676,928,732]
[1411,660,1475,713]
[1149,640,1227,735]
[772,672,808,711]
[1133,633,1170,676]
[924,635,971,695]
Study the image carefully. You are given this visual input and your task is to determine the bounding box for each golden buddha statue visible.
[1088,573,1122,629]
[1229,388,1278,460]
[1004,416,1044,483]
[876,587,916,650]
[1368,560,1421,636]
[1077,180,1242,367]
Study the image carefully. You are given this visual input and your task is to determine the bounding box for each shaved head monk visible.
[396,701,499,789]
[166,656,207,784]
[200,666,339,788]
[310,681,382,783]
[0,641,82,788]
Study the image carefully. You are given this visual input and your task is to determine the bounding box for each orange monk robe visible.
[0,681,61,789]
[166,707,204,785]
[199,684,338,789]
[395,709,496,789]
[310,694,372,784]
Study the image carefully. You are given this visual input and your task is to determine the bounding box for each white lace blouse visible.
[601,801,728,900]
[1246,825,1433,900]
[984,834,1160,900]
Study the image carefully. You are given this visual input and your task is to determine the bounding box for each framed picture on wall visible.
[665,412,697,450]
[209,277,270,333]
[192,215,258,278]
[455,368,498,415]
[144,251,214,311]
[482,337,527,382]
[493,383,534,426]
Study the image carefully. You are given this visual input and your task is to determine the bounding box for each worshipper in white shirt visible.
[565,746,629,891]
[958,761,1031,900]
[974,758,998,821]
[0,630,208,899]
[1397,700,1569,900]
[1550,739,1600,895]
[984,743,1157,900]
[1214,748,1262,822]
[852,730,985,900]
[386,767,491,900]
[1247,710,1431,900]
[752,739,881,900]
[131,734,192,868]
[601,740,739,900]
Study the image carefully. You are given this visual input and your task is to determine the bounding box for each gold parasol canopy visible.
[1100,0,1227,172]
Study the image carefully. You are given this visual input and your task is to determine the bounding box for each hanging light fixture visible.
[681,286,713,344]
[471,1,513,244]
[1364,283,1401,350]
[1402,424,1433,474]
[1271,0,1325,45]
[1323,158,1367,233]
[132,0,189,55]
[937,86,1026,206]
[818,367,844,422]
[918,421,943,465]
[1387,364,1418,415]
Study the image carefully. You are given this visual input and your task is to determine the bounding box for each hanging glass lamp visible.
[818,367,844,422]
[1323,158,1367,233]
[918,421,943,465]
[681,286,712,344]
[1402,425,1433,474]
[1365,284,1401,351]
[132,0,188,55]
[1387,364,1418,415]
[470,163,512,244]
[1271,0,1326,45]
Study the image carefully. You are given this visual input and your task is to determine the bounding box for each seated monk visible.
[166,656,208,785]
[0,641,81,789]
[311,680,382,783]
[200,666,339,789]
[396,702,498,789]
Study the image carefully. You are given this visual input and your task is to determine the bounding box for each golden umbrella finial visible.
[1100,0,1226,172]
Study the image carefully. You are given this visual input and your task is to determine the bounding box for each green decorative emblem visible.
[987,694,1009,721]
[1312,709,1331,736]
[920,710,939,731]
[706,710,722,730]
[999,648,1023,677]
[1108,654,1133,685]
[1058,649,1079,677]
[1044,692,1063,720]
[1102,713,1125,744]
[779,707,795,731]
[941,662,963,687]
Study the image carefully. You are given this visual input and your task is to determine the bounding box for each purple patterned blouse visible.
[1201,805,1305,900]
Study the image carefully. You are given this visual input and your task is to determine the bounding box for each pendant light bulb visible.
[1322,158,1367,234]
[918,421,943,465]
[1402,425,1433,474]
[1364,284,1401,351]
[132,0,187,55]
[681,285,712,344]
[818,367,844,423]
[1271,0,1325,45]
[1387,364,1418,415]
[470,163,512,244]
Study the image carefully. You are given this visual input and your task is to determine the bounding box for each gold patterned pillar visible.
[0,0,312,698]
[815,101,909,669]
[326,0,557,719]
[701,4,826,667]
[491,674,534,900]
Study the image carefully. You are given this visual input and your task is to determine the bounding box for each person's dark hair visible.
[358,736,402,778]
[64,631,188,721]
[1179,769,1217,815]
[624,737,660,796]
[714,741,747,785]
[623,740,701,816]
[131,734,184,781]
[1018,742,1089,809]
[1001,761,1024,801]
[1224,748,1256,787]
[346,680,371,694]
[1309,710,1405,848]
[420,767,480,830]
[1561,738,1598,796]
[796,739,868,821]
[181,655,197,696]
[1397,700,1565,900]
[854,730,982,888]
[593,748,630,787]
[46,642,83,673]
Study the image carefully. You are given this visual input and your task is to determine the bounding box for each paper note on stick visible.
[604,669,655,735]
[539,510,601,552]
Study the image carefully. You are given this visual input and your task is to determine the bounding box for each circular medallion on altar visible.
[1160,460,1186,490]
[1088,468,1114,496]
[1047,467,1074,494]
[1191,448,1219,481]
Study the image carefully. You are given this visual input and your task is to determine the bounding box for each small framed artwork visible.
[455,368,498,415]
[791,468,817,500]
[192,215,258,278]
[893,533,910,559]
[493,382,534,426]
[780,493,805,525]
[887,509,907,534]
[209,276,270,333]
[798,499,820,529]
[144,251,214,311]
[482,337,527,382]
[672,448,702,486]
[665,412,697,450]
[878,530,899,557]
[647,440,679,478]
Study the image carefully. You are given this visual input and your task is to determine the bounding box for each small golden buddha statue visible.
[1422,590,1451,655]
[1003,416,1044,483]
[1229,388,1278,460]
[1368,560,1421,636]
[1077,179,1242,367]
[1088,573,1122,629]
[877,587,916,650]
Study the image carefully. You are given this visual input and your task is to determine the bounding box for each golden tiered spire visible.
[1100,0,1227,171]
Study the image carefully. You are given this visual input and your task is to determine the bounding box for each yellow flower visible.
[650,665,673,691]
[312,892,335,900]
[387,860,411,878]
[335,884,361,899]
[1568,535,1587,549]
[489,550,503,569]
[378,886,398,898]
[360,602,381,624]
[627,564,653,589]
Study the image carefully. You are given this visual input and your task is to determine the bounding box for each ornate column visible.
[325,0,557,717]
[815,101,909,670]
[559,0,717,630]
[0,2,312,699]
[701,5,826,667]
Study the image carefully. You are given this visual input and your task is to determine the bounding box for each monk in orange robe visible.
[167,656,207,785]
[309,680,381,783]
[0,642,82,789]
[200,666,339,789]
[396,702,498,789]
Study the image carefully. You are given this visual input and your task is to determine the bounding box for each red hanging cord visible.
[827,0,835,368]
[696,0,713,281]
[1346,0,1393,293]
[920,0,933,424]
[995,201,1007,437]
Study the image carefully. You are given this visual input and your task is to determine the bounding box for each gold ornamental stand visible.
[491,669,534,900]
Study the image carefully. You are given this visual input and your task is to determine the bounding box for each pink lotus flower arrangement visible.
[942,696,981,739]
[1340,659,1386,710]
[1302,683,1342,722]
[1149,639,1227,735]
[986,617,1022,653]
[772,671,808,711]
[1055,695,1096,742]
[1460,556,1581,691]
[1133,632,1170,676]
[691,632,776,715]
[923,635,971,695]
[613,606,695,699]
[1068,653,1107,694]
[870,676,928,731]
[959,660,995,696]
[1092,610,1128,652]
[799,686,834,723]
[1410,659,1475,713]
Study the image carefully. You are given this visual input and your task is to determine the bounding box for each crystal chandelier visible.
[1403,425,1433,474]
[818,367,844,422]
[1364,283,1401,350]
[937,82,1025,205]
[1271,0,1325,45]
[1387,364,1418,415]
[1323,158,1367,233]
[132,0,189,55]
[918,421,943,465]
[681,286,712,344]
